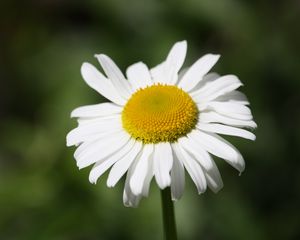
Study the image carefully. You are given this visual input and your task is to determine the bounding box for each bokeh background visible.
[1,0,300,239]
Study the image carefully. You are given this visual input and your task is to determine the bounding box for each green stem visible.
[160,187,177,240]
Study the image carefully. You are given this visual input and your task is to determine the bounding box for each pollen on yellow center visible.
[122,84,198,144]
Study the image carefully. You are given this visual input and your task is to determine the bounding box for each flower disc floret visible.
[122,84,198,143]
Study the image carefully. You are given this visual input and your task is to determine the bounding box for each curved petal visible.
[197,123,256,141]
[198,102,253,121]
[178,137,223,193]
[191,75,243,103]
[107,141,143,187]
[71,103,122,118]
[153,142,173,189]
[215,90,249,105]
[164,40,187,84]
[177,67,189,81]
[141,152,154,197]
[178,136,214,170]
[151,41,187,84]
[172,143,207,194]
[178,54,220,92]
[123,169,142,208]
[76,114,120,127]
[150,61,165,83]
[67,128,123,147]
[89,139,135,183]
[170,146,185,201]
[66,117,122,147]
[198,111,257,129]
[80,63,126,105]
[75,131,130,169]
[189,72,220,92]
[129,144,154,195]
[189,130,245,173]
[204,158,223,193]
[95,54,133,99]
[126,62,152,91]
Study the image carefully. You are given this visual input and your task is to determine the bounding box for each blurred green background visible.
[1,0,300,239]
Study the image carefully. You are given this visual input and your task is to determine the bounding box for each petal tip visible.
[212,185,223,193]
[106,178,115,188]
[130,188,141,196]
[88,173,97,184]
[70,109,77,118]
[95,53,109,61]
[77,165,84,170]
[172,40,187,53]
[80,62,91,74]
[238,167,245,176]
[66,134,74,147]
[176,39,187,45]
[158,180,171,190]
[181,40,187,46]
[171,195,181,201]
[90,179,97,185]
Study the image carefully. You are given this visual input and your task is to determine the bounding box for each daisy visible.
[67,40,256,207]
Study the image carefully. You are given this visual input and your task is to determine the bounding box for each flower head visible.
[67,41,256,207]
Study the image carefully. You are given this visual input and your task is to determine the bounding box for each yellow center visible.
[122,84,198,144]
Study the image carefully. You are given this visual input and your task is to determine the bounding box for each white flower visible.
[67,40,256,207]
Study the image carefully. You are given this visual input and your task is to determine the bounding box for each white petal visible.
[129,144,154,195]
[141,153,154,197]
[123,170,142,208]
[170,146,185,201]
[200,102,252,115]
[191,75,243,103]
[178,54,220,92]
[76,131,130,169]
[199,102,253,120]
[178,137,214,170]
[150,61,165,83]
[189,130,245,172]
[204,158,223,193]
[88,139,135,184]
[68,128,122,147]
[80,63,126,106]
[71,103,122,118]
[66,117,122,147]
[177,67,189,81]
[153,142,173,189]
[172,143,207,194]
[126,62,152,91]
[164,40,187,84]
[95,54,133,99]
[107,141,143,187]
[151,41,187,84]
[190,72,220,92]
[215,90,249,105]
[199,111,257,129]
[76,114,120,127]
[197,123,256,141]
[176,138,223,193]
